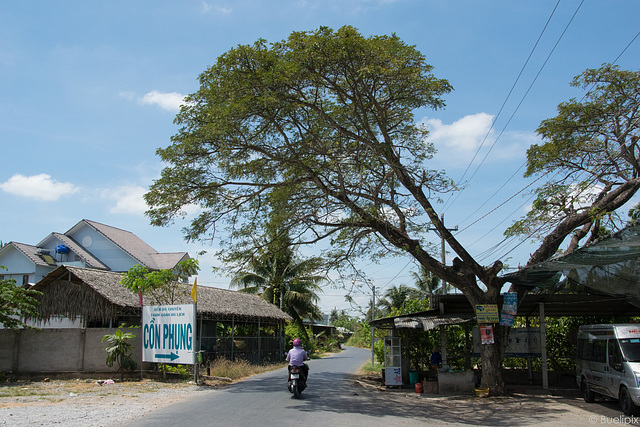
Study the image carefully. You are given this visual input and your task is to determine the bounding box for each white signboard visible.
[473,327,541,356]
[142,304,196,365]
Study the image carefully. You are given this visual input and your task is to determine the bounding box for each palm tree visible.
[377,285,423,316]
[411,266,442,297]
[230,231,325,340]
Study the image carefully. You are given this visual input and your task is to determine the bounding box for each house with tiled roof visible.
[0,219,189,287]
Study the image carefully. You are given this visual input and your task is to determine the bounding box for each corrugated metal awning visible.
[393,314,475,331]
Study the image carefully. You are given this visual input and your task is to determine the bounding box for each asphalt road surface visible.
[125,346,378,427]
[124,347,640,427]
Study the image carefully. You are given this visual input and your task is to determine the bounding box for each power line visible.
[442,0,563,213]
[466,25,640,262]
[450,0,584,213]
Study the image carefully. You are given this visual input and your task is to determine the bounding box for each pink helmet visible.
[293,338,302,346]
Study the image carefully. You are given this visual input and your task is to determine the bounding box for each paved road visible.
[124,347,639,426]
[125,346,378,427]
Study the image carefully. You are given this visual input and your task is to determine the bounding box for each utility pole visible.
[427,213,458,294]
[371,284,375,367]
[427,213,457,370]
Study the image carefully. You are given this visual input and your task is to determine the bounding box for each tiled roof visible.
[80,220,189,270]
[50,233,109,270]
[7,242,50,267]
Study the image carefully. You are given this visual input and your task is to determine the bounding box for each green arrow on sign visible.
[155,352,179,361]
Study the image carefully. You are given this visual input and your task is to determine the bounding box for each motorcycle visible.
[287,364,308,398]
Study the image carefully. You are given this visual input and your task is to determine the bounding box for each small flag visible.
[190,277,198,303]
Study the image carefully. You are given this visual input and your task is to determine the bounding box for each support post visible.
[439,302,448,370]
[540,303,548,390]
[371,285,376,367]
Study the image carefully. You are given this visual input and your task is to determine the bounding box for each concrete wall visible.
[0,328,144,374]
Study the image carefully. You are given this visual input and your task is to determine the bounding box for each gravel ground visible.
[0,379,217,426]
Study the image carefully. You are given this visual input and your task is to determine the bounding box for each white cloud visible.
[424,113,494,155]
[101,185,148,215]
[138,90,186,112]
[0,174,78,201]
[422,113,534,167]
[101,185,203,217]
[201,2,232,14]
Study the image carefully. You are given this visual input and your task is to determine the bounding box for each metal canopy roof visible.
[370,294,640,329]
[370,224,640,329]
[503,223,640,308]
[429,293,640,318]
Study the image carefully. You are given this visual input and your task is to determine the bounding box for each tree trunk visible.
[477,324,509,395]
[463,288,509,395]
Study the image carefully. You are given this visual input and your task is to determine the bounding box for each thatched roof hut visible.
[32,265,291,324]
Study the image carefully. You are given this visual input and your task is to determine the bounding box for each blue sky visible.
[1,1,639,315]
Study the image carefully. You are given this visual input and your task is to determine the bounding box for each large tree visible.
[145,26,640,393]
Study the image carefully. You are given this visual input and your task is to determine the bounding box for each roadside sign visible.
[142,304,196,364]
[475,304,499,323]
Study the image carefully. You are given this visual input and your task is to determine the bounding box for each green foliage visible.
[388,298,430,317]
[0,268,42,329]
[102,327,137,380]
[373,338,385,363]
[329,308,357,331]
[284,322,314,353]
[145,24,453,277]
[411,266,444,296]
[377,285,425,316]
[502,315,637,371]
[230,228,324,340]
[507,64,640,247]
[121,259,200,305]
[159,364,190,379]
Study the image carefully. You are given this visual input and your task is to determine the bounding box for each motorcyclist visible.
[286,338,309,380]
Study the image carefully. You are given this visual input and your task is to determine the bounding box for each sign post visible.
[142,304,196,365]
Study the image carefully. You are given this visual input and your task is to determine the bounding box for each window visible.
[22,275,29,286]
[593,339,607,363]
[619,338,640,363]
[608,339,623,370]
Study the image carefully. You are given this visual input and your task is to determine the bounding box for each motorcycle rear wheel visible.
[293,382,301,399]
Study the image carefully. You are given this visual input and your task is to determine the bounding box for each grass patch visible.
[206,358,286,381]
[358,361,383,375]
[0,388,50,398]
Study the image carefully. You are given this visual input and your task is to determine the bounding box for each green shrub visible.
[159,364,190,379]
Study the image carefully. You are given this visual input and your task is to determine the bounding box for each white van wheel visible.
[581,378,595,403]
[620,387,639,416]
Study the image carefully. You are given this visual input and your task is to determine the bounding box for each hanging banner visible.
[480,325,494,344]
[500,313,515,327]
[500,292,518,326]
[475,304,499,323]
[142,304,196,364]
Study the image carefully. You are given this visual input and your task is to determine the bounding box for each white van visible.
[576,324,640,415]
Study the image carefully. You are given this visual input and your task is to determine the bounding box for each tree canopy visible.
[0,270,41,329]
[120,259,199,305]
[145,25,640,393]
[146,25,453,279]
[507,64,640,262]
